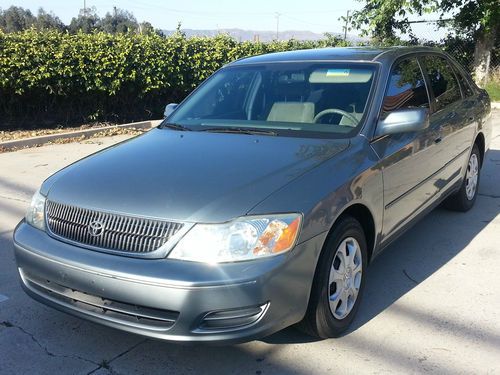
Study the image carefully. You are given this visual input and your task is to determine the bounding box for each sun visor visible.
[309,68,373,83]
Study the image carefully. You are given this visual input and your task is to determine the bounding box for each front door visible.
[371,56,441,242]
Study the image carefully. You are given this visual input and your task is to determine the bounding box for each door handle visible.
[434,137,442,144]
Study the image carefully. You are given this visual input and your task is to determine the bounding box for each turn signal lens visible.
[272,217,301,253]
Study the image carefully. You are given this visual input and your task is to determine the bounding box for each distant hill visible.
[161,28,364,43]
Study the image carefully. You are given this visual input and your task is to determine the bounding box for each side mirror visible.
[164,103,178,119]
[375,108,429,137]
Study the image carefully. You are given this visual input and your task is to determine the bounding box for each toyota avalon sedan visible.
[14,47,492,343]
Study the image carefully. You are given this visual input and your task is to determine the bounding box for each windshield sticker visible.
[326,69,350,77]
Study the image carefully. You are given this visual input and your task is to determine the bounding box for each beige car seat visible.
[267,102,315,123]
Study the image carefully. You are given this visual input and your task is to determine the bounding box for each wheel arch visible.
[297,201,378,335]
[326,202,377,263]
[474,131,485,167]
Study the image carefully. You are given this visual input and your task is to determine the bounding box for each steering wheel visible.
[313,108,359,126]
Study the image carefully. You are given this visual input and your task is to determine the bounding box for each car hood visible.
[43,129,349,223]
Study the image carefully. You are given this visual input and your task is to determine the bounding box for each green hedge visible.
[0,30,347,129]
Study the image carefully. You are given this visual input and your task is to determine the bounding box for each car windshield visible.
[166,62,377,138]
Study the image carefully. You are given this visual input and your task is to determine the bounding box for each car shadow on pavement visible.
[263,148,500,345]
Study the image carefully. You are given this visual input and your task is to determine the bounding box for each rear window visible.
[453,67,474,98]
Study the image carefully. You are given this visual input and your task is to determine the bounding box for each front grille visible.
[46,200,183,254]
[21,270,179,330]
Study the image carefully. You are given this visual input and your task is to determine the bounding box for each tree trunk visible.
[473,24,497,86]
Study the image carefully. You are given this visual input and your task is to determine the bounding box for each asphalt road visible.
[1,113,499,375]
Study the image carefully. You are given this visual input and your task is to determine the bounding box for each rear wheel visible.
[444,144,481,212]
[298,216,367,338]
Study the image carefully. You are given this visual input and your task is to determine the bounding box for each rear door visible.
[420,54,476,190]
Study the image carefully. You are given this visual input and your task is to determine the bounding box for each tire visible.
[444,143,481,212]
[298,216,368,338]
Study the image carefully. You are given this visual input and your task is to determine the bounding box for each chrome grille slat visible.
[60,203,69,237]
[102,211,112,249]
[46,201,183,254]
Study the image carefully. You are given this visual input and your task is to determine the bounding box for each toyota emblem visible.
[88,220,104,237]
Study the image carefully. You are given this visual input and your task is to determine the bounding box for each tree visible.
[138,21,154,34]
[0,6,65,32]
[35,8,65,31]
[350,0,499,83]
[441,0,499,83]
[0,6,35,32]
[98,7,138,34]
[69,7,100,34]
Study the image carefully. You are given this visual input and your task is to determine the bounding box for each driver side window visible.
[382,58,429,119]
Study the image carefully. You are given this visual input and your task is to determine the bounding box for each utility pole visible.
[274,12,281,40]
[83,0,87,16]
[344,10,350,41]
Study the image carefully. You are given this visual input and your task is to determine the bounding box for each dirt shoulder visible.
[0,121,157,153]
[0,122,135,142]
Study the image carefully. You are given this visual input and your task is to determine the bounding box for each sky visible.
[0,0,448,39]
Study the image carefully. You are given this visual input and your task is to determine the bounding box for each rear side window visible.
[454,67,474,98]
[422,55,462,111]
[382,58,429,118]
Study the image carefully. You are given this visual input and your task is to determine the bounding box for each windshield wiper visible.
[200,127,278,136]
[159,122,192,131]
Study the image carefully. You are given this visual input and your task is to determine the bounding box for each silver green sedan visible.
[15,46,492,343]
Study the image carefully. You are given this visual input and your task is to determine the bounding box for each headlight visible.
[168,214,302,263]
[25,189,46,230]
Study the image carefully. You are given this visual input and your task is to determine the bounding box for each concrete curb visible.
[0,119,162,151]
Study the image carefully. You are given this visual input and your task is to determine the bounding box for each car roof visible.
[228,46,443,66]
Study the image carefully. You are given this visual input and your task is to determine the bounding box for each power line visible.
[113,1,355,17]
[79,2,358,33]
[125,0,270,16]
[284,9,352,14]
[407,18,453,24]
[281,14,336,29]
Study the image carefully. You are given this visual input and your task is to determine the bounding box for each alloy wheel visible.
[328,237,363,320]
[465,153,479,200]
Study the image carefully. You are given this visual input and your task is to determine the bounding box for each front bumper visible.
[13,222,325,344]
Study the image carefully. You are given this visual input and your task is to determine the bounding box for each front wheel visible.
[298,216,367,338]
[444,144,481,212]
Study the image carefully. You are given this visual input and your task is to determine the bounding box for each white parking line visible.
[0,294,8,303]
